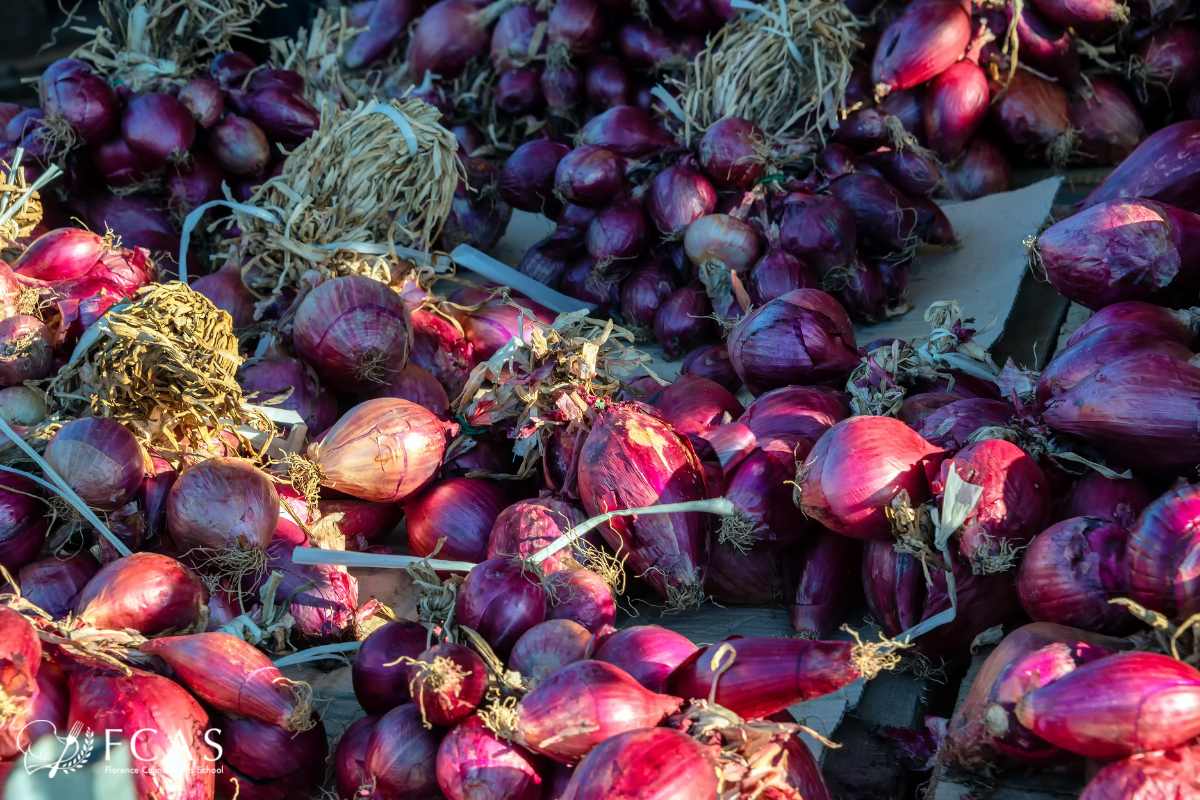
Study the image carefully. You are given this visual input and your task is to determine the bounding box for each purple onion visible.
[542,63,585,112]
[544,567,616,633]
[880,86,928,142]
[345,0,423,69]
[863,147,943,199]
[6,108,43,143]
[617,23,678,68]
[453,124,485,155]
[749,235,817,305]
[898,391,960,425]
[243,88,319,142]
[620,259,677,338]
[654,281,717,359]
[941,135,1011,201]
[1013,4,1083,89]
[39,59,119,144]
[698,118,766,190]
[407,0,493,80]
[872,0,971,95]
[832,107,891,151]
[165,156,222,217]
[647,164,717,238]
[0,472,48,571]
[18,551,100,619]
[706,540,787,605]
[910,197,954,245]
[518,236,574,288]
[121,93,196,163]
[210,52,256,88]
[911,398,1014,450]
[777,192,858,278]
[658,0,721,32]
[191,261,256,328]
[361,362,450,416]
[351,619,428,715]
[788,529,863,638]
[579,105,674,158]
[488,496,590,573]
[440,157,513,252]
[210,115,270,176]
[554,144,626,207]
[456,557,547,656]
[720,435,811,549]
[178,79,224,128]
[586,55,632,110]
[1132,25,1200,103]
[585,200,647,262]
[830,173,919,258]
[494,68,545,114]
[1071,79,1145,166]
[593,626,697,692]
[491,5,547,71]
[680,344,741,393]
[500,139,571,213]
[547,0,606,57]
[740,385,850,441]
[833,256,889,323]
[1054,472,1153,528]
[239,351,340,428]
[562,254,625,309]
[1081,121,1200,213]
[86,193,173,240]
[815,144,858,179]
[87,136,158,188]
[247,69,305,94]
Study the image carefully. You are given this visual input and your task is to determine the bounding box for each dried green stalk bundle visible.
[0,151,60,254]
[220,98,463,304]
[454,302,655,478]
[72,0,271,91]
[672,0,861,142]
[48,281,264,451]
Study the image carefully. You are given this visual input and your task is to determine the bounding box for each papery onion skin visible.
[513,660,683,764]
[789,529,863,638]
[593,626,697,693]
[798,415,945,540]
[0,660,67,760]
[44,416,144,510]
[167,457,279,554]
[1017,517,1136,635]
[1053,472,1152,528]
[739,385,851,441]
[873,0,972,95]
[510,619,592,685]
[19,551,99,618]
[437,714,546,800]
[1079,741,1200,800]
[0,472,48,571]
[1015,652,1200,760]
[544,567,617,633]
[456,557,547,656]
[910,398,1013,450]
[406,477,508,563]
[1082,121,1200,213]
[488,496,589,573]
[352,620,429,715]
[560,727,718,800]
[409,642,489,727]
[364,703,444,798]
[308,398,446,503]
[942,135,1012,200]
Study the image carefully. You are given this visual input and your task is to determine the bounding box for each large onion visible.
[405,477,508,562]
[43,417,144,509]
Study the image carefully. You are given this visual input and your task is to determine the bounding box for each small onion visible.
[38,59,119,144]
[509,619,591,686]
[542,63,585,112]
[1071,79,1145,165]
[488,496,589,573]
[491,5,547,72]
[829,173,920,258]
[456,556,548,655]
[561,728,717,800]
[74,552,205,635]
[214,713,326,799]
[617,23,678,69]
[43,417,143,509]
[586,54,632,110]
[593,626,697,692]
[924,60,989,162]
[680,343,741,393]
[1053,472,1152,528]
[620,259,678,340]
[121,92,196,162]
[684,213,762,273]
[740,385,851,441]
[648,374,744,458]
[554,144,626,208]
[352,619,428,715]
[941,135,1012,201]
[167,457,279,573]
[654,281,717,360]
[88,136,158,188]
[364,704,443,797]
[165,154,223,216]
[563,254,625,309]
[585,199,647,262]
[494,68,545,114]
[409,642,489,726]
[499,139,571,214]
[647,164,717,238]
[0,473,48,571]
[777,192,859,278]
[405,477,508,562]
[989,70,1074,163]
[578,105,674,158]
[545,567,616,632]
[242,88,320,142]
[437,715,545,800]
[178,79,224,128]
[335,716,378,800]
[548,0,607,58]
[698,118,767,190]
[210,115,270,176]
[0,315,52,386]
[910,398,1014,451]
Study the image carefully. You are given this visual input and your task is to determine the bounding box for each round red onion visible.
[1071,79,1145,165]
[1054,473,1152,528]
[345,0,424,69]
[542,63,584,112]
[84,192,173,242]
[43,416,143,510]
[18,551,99,617]
[39,59,119,144]
[210,114,270,176]
[0,470,46,572]
[214,712,326,799]
[698,118,766,191]
[924,60,988,162]
[167,457,279,561]
[562,254,623,309]
[361,362,450,415]
[1132,24,1200,105]
[721,435,812,549]
[990,70,1074,164]
[1125,482,1200,619]
[910,397,1013,450]
[684,213,761,273]
[873,1,971,95]
[593,625,696,692]
[405,477,507,563]
[5,107,44,143]
[352,619,429,715]
[0,315,51,386]
[242,88,319,142]
[561,727,716,800]
[648,374,743,456]
[620,258,677,339]
[862,148,943,200]
[777,192,858,278]
[74,552,204,634]
[586,199,647,262]
[831,107,893,151]
[189,260,254,328]
[647,164,717,238]
[830,173,919,258]
[942,135,1012,200]
[680,343,741,393]
[500,139,571,214]
[579,105,674,158]
[617,23,678,69]
[165,154,222,216]
[881,85,928,140]
[121,92,196,163]
[833,256,889,323]
[408,642,489,726]
[509,618,591,685]
[457,556,547,655]
[545,566,616,632]
[488,496,589,573]
[518,235,574,289]
[335,716,378,799]
[740,385,851,441]
[554,144,626,208]
[437,715,546,800]
[441,157,514,252]
[88,135,159,188]
[494,68,545,114]
[585,55,632,110]
[548,0,606,57]
[363,704,443,796]
[653,281,717,360]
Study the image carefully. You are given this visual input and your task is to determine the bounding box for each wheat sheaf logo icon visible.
[20,721,96,777]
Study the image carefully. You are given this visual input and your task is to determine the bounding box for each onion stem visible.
[274,641,362,667]
[289,547,477,572]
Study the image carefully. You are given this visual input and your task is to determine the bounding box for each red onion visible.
[12,226,105,279]
[542,63,585,112]
[647,164,717,238]
[335,716,378,799]
[1037,323,1192,406]
[593,626,696,692]
[346,0,423,68]
[0,660,66,761]
[942,135,1012,200]
[18,551,99,617]
[408,642,489,726]
[657,0,721,32]
[669,636,875,719]
[5,107,43,143]
[210,114,270,176]
[361,362,449,415]
[797,415,945,540]
[74,550,204,635]
[167,457,277,572]
[491,5,547,71]
[579,105,674,158]
[1082,121,1200,213]
[815,144,858,180]
[458,296,557,361]
[85,192,173,240]
[586,199,647,262]
[457,556,547,654]
[910,397,1013,450]
[242,88,319,142]
[577,403,710,604]
[617,23,678,69]
[0,315,51,386]
[437,715,546,800]
[1015,652,1200,759]
[405,477,507,562]
[560,727,717,800]
[1043,355,1200,479]
[862,148,943,200]
[990,70,1075,163]
[1027,0,1126,39]
[924,60,988,162]
[442,158,514,251]
[680,344,740,393]
[505,660,682,763]
[648,374,743,457]
[190,260,254,328]
[585,55,631,110]
[727,288,860,395]
[88,135,159,188]
[494,68,544,114]
[69,667,214,799]
[1013,5,1082,88]
[910,197,955,245]
[620,259,677,339]
[548,0,606,57]
[411,309,475,398]
[364,704,443,796]
[554,144,626,208]
[898,391,961,425]
[121,92,196,163]
[704,539,787,605]
[0,471,45,572]
[830,173,919,258]
[353,619,429,715]
[720,435,811,549]
[831,107,893,151]
[39,59,119,144]
[44,416,143,509]
[500,139,571,214]
[1054,472,1152,527]
[789,529,863,638]
[562,254,624,309]
[247,69,305,94]
[1126,483,1200,619]
[166,155,223,216]
[881,85,928,141]
[210,51,255,87]
[873,1,971,95]
[1017,516,1134,635]
[315,496,402,547]
[861,541,921,642]
[518,236,573,289]
[1071,79,1144,165]
[1068,301,1200,348]
[654,281,717,360]
[1080,741,1200,799]
[1032,198,1200,309]
[510,619,591,685]
[740,385,851,441]
[257,527,360,642]
[178,79,224,129]
[698,118,766,191]
[545,567,616,632]
[834,256,889,323]
[749,231,816,305]
[214,713,326,799]
[0,604,38,691]
[488,496,588,572]
[684,213,761,274]
[443,433,517,480]
[239,352,327,428]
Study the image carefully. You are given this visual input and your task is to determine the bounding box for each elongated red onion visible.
[247,69,305,94]
[74,552,204,634]
[873,1,971,95]
[293,274,412,391]
[616,23,676,69]
[548,0,606,57]
[122,92,196,163]
[554,144,626,207]
[1126,483,1200,619]
[11,226,106,281]
[457,556,547,655]
[924,60,988,162]
[408,642,489,726]
[406,477,507,562]
[798,415,944,540]
[910,398,1013,450]
[647,164,717,238]
[990,70,1075,164]
[1069,301,1200,349]
[69,667,214,800]
[18,551,99,617]
[500,139,571,214]
[1037,322,1192,406]
[1080,741,1200,799]
[577,403,710,604]
[728,288,859,395]
[510,619,591,685]
[680,344,740,393]
[242,88,319,142]
[88,135,159,188]
[363,703,443,796]
[561,727,717,800]
[1054,473,1151,528]
[653,281,717,360]
[668,636,877,719]
[1015,652,1200,759]
[437,714,545,800]
[210,115,270,176]
[942,135,1011,201]
[488,496,588,572]
[1010,6,1082,89]
[648,374,743,457]
[1071,79,1144,165]
[345,0,423,69]
[698,118,766,190]
[592,626,696,694]
[545,567,616,632]
[720,435,811,549]
[39,59,119,144]
[830,173,919,258]
[214,712,326,799]
[0,315,51,386]
[1028,0,1126,39]
[335,716,378,799]
[704,539,787,605]
[881,85,927,139]
[789,529,863,638]
[352,620,429,715]
[491,5,546,71]
[43,416,143,509]
[579,105,674,158]
[1083,120,1200,213]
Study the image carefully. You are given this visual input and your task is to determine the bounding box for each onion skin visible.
[1082,121,1200,213]
[1036,322,1192,405]
[593,626,697,693]
[122,92,196,162]
[500,139,571,214]
[1016,652,1200,760]
[1042,354,1200,480]
[44,416,144,510]
[1017,517,1135,635]
[166,155,223,216]
[168,457,278,555]
[544,567,616,633]
[352,620,429,715]
[456,557,547,656]
[585,199,647,262]
[562,254,625,309]
[437,715,546,800]
[335,716,378,799]
[1126,483,1200,619]
[69,668,214,800]
[873,0,972,95]
[308,398,446,503]
[698,118,766,190]
[1033,198,1200,309]
[1071,79,1145,165]
[210,115,270,175]
[406,477,508,563]
[1079,741,1200,800]
[910,398,1013,450]
[834,256,889,323]
[577,404,710,602]
[1053,473,1151,528]
[789,529,863,638]
[560,727,718,800]
[722,435,812,549]
[739,385,851,441]
[194,261,256,328]
[75,551,204,635]
[19,551,99,618]
[510,619,592,685]
[667,637,866,719]
[647,164,717,238]
[942,135,1012,201]
[924,60,988,162]
[680,344,740,393]
[488,496,588,573]
[798,416,945,540]
[654,281,717,360]
[513,660,683,764]
[409,642,489,727]
[621,259,677,339]
[830,173,919,258]
[364,704,443,798]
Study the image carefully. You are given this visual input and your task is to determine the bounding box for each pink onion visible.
[545,566,616,632]
[789,529,863,638]
[942,135,1011,200]
[167,457,277,566]
[121,92,196,162]
[437,715,546,800]
[510,619,591,685]
[830,173,919,258]
[488,496,589,572]
[653,281,717,360]
[18,551,99,617]
[408,642,489,726]
[12,226,106,279]
[411,309,475,399]
[648,374,743,457]
[548,0,606,57]
[680,343,740,393]
[873,1,971,95]
[775,192,858,279]
[214,713,326,799]
[910,397,1013,450]
[553,144,626,207]
[406,477,507,562]
[75,552,204,635]
[500,139,571,213]
[39,59,119,144]
[924,60,988,162]
[698,118,766,190]
[579,105,674,158]
[647,164,717,238]
[797,415,944,540]
[1053,472,1152,527]
[1081,121,1200,213]
[740,385,851,441]
[1125,483,1200,619]
[458,296,556,361]
[577,403,711,604]
[178,79,224,128]
[242,88,319,142]
[457,556,547,655]
[352,619,429,715]
[1080,741,1200,799]
[335,716,379,799]
[364,704,443,796]
[727,288,859,395]
[44,416,143,509]
[1071,79,1145,165]
[210,114,270,175]
[561,727,716,800]
[593,626,696,692]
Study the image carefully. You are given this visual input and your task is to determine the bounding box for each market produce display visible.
[2,0,1200,796]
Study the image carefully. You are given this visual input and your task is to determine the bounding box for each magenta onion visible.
[647,374,743,457]
[579,105,674,158]
[698,118,766,190]
[789,529,863,638]
[616,23,678,69]
[1082,120,1200,213]
[494,68,544,114]
[990,70,1074,163]
[815,143,858,180]
[1013,5,1082,88]
[910,397,1013,450]
[12,226,106,280]
[1067,300,1200,348]
[43,416,143,509]
[210,51,256,87]
[352,620,428,715]
[121,92,196,162]
[411,309,475,399]
[1126,482,1200,619]
[654,281,717,360]
[1053,472,1151,528]
[862,148,943,200]
[620,259,677,339]
[335,716,378,800]
[1036,322,1193,405]
[727,288,860,395]
[457,296,556,361]
[797,415,944,540]
[830,173,919,257]
[898,392,960,425]
[457,556,547,655]
[500,139,571,214]
[553,144,626,207]
[1080,741,1200,799]
[542,63,585,112]
[577,403,710,604]
[405,477,507,562]
[561,727,716,800]
[873,0,971,95]
[1071,79,1144,165]
[647,164,717,238]
[166,155,222,216]
[239,352,331,429]
[0,315,52,386]
[408,642,489,726]
[491,5,547,71]
[748,232,817,305]
[548,0,606,57]
[545,567,616,632]
[740,385,851,441]
[210,114,270,176]
[437,715,545,800]
[942,135,1012,200]
[88,136,158,187]
[593,626,697,692]
[834,256,889,323]
[488,496,589,573]
[924,60,988,162]
[75,552,205,635]
[18,551,99,617]
[1027,0,1132,40]
[509,619,591,685]
[363,704,443,797]
[680,343,740,393]
[38,59,119,144]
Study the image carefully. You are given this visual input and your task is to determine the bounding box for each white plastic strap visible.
[178,200,280,284]
[371,105,419,157]
[289,547,477,572]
